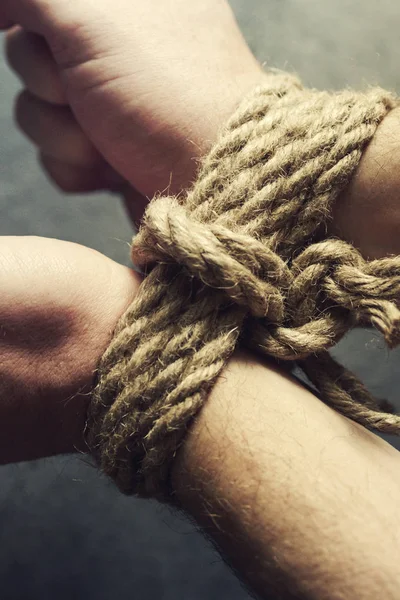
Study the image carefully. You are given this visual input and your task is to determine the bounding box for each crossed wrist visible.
[330,106,400,259]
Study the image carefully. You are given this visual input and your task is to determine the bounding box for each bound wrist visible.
[330,106,400,259]
[166,67,269,195]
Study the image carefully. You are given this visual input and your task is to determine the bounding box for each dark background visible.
[1,1,400,598]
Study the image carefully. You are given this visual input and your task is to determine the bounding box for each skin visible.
[1,1,400,598]
[329,107,400,259]
[3,0,264,223]
[0,236,141,463]
[171,352,400,599]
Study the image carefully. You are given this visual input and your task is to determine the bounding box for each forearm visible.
[97,94,400,599]
[170,351,400,600]
[163,96,400,600]
[4,66,400,600]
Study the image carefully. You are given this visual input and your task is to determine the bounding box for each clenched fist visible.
[2,0,264,224]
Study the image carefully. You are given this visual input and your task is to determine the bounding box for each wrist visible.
[66,259,142,456]
[163,71,400,264]
[160,66,268,196]
[329,106,400,259]
[169,350,400,600]
[0,239,142,465]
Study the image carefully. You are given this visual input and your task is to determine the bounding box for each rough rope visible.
[86,72,400,503]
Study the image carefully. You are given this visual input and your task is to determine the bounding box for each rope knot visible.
[87,76,400,502]
[287,239,363,326]
[132,196,290,321]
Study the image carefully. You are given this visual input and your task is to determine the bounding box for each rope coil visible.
[86,73,400,502]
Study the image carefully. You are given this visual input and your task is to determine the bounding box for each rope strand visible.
[86,73,400,503]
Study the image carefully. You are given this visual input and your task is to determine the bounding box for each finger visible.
[5,27,67,105]
[39,153,119,194]
[121,185,149,231]
[0,0,97,39]
[15,90,101,167]
[0,0,71,36]
[0,17,15,30]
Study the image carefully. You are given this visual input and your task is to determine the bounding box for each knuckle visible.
[40,155,93,194]
[14,91,26,127]
[4,27,20,68]
[4,27,28,75]
[14,89,29,129]
[48,172,79,194]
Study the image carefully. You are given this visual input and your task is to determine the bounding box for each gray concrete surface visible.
[1,1,400,599]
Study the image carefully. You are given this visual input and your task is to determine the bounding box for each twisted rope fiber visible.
[86,72,400,502]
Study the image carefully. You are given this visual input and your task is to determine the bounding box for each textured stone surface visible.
[1,1,400,598]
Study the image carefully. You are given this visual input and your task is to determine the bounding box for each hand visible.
[2,0,264,224]
[0,236,140,464]
[3,0,400,256]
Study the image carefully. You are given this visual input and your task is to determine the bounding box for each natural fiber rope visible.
[86,72,400,503]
